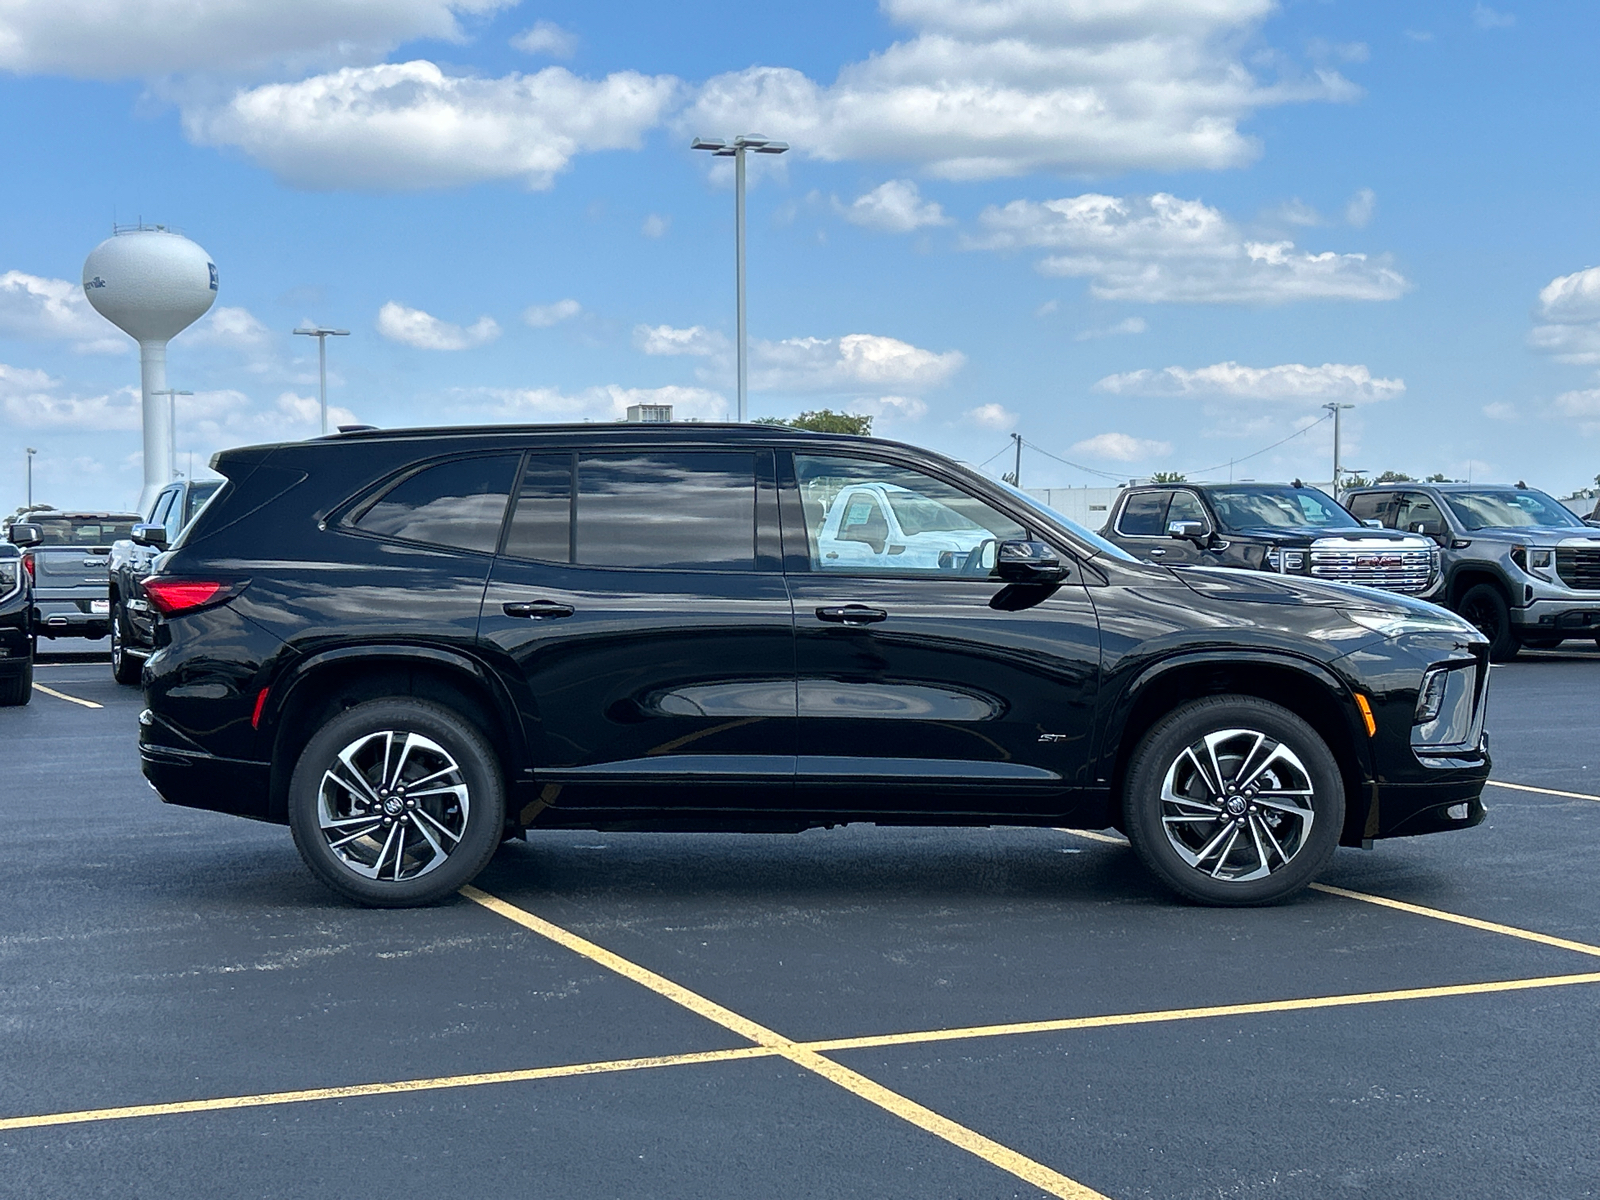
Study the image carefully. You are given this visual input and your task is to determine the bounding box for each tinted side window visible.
[576,452,756,571]
[353,455,518,553]
[149,490,177,530]
[1346,493,1388,525]
[1165,490,1209,529]
[1117,491,1171,537]
[1395,492,1445,536]
[183,482,221,525]
[504,454,573,562]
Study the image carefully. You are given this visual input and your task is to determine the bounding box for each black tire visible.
[110,603,142,685]
[1122,696,1344,906]
[1521,638,1563,651]
[0,660,32,707]
[288,698,505,907]
[1457,583,1519,663]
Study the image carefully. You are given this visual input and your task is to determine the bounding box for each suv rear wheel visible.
[109,603,141,685]
[288,698,505,907]
[1123,696,1344,906]
[1457,583,1519,662]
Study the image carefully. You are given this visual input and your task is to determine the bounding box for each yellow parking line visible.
[801,971,1600,1054]
[32,684,102,710]
[1310,883,1600,958]
[0,1047,771,1133]
[1485,779,1600,803]
[462,886,1108,1200]
[1058,828,1127,845]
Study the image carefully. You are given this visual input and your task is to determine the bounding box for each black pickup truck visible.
[107,479,221,684]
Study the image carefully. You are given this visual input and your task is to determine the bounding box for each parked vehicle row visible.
[0,524,41,706]
[108,478,220,684]
[135,424,1491,910]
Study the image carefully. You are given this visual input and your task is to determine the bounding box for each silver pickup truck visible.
[12,509,139,644]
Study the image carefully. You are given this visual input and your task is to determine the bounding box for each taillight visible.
[21,552,33,582]
[143,577,249,616]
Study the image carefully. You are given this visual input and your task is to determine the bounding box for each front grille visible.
[1556,547,1600,590]
[1309,547,1434,593]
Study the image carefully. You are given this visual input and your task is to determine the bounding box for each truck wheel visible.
[288,698,505,907]
[0,660,32,706]
[1122,696,1344,906]
[1457,584,1518,662]
[1521,638,1562,650]
[110,604,142,685]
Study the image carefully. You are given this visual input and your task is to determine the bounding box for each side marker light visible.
[251,687,270,729]
[1354,693,1377,737]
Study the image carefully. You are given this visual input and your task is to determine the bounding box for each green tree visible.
[1424,473,1453,483]
[754,409,873,435]
[1149,471,1187,483]
[1343,474,1372,489]
[1375,470,1414,483]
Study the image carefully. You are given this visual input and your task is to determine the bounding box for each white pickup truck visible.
[814,482,997,571]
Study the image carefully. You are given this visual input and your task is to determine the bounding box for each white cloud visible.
[634,324,726,357]
[641,213,671,238]
[1074,316,1147,340]
[1070,431,1173,461]
[0,363,141,430]
[685,0,1357,180]
[1530,266,1600,364]
[1095,361,1405,403]
[1472,4,1515,30]
[523,299,582,328]
[972,193,1408,303]
[1273,198,1323,227]
[751,333,964,392]
[1481,401,1517,420]
[377,301,500,350]
[964,402,1016,430]
[1035,299,1058,317]
[0,0,515,80]
[511,20,577,58]
[1554,389,1600,419]
[840,180,950,234]
[185,61,679,191]
[189,305,273,347]
[463,383,729,423]
[0,270,126,352]
[855,394,929,423]
[1344,187,1376,228]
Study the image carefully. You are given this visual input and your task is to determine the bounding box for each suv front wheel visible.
[1123,696,1344,906]
[288,698,506,907]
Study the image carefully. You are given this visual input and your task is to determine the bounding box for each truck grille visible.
[1309,547,1434,594]
[1556,546,1600,591]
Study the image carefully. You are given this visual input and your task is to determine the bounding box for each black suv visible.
[0,522,41,706]
[140,426,1492,908]
[1101,481,1439,596]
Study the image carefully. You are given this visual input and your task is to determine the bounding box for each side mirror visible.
[1168,520,1206,543]
[131,523,169,549]
[996,540,1068,583]
[1362,518,1384,528]
[6,523,42,547]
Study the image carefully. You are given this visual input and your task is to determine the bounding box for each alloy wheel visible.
[1460,594,1501,642]
[316,730,470,882]
[1158,728,1316,883]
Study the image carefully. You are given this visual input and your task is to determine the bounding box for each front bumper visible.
[1512,596,1600,634]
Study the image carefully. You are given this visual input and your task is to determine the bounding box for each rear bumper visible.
[140,743,272,821]
[35,600,109,639]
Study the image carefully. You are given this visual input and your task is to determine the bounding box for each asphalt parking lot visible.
[4,643,1600,1200]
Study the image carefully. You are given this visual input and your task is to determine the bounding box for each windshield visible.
[885,493,982,537]
[1206,486,1358,531]
[1443,489,1582,530]
[982,475,1138,562]
[32,516,139,546]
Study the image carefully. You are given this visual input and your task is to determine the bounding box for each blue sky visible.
[3,0,1599,514]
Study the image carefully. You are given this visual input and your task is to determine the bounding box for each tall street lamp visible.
[25,447,36,510]
[691,134,789,422]
[151,389,192,480]
[293,327,350,435]
[1323,402,1355,498]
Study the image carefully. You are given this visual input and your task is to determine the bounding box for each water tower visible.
[82,226,217,512]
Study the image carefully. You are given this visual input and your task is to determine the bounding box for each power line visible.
[1017,438,1127,483]
[975,442,1013,470]
[1178,412,1333,480]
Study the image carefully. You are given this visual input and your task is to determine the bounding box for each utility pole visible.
[293,327,350,435]
[25,447,36,510]
[1011,432,1023,487]
[690,134,790,422]
[1323,402,1355,498]
[151,389,192,480]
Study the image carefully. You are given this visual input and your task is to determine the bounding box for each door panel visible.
[785,452,1100,817]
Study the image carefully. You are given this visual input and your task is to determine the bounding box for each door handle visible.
[816,604,887,625]
[503,599,575,619]
[1147,548,1166,557]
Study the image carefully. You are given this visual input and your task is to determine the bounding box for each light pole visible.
[293,327,350,435]
[25,448,36,510]
[151,389,192,480]
[690,134,790,422]
[1011,432,1023,487]
[1323,402,1355,498]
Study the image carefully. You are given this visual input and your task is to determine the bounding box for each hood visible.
[1224,525,1420,545]
[1471,525,1600,544]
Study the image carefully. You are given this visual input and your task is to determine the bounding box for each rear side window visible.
[503,454,573,563]
[1117,492,1171,537]
[351,455,518,553]
[576,452,756,571]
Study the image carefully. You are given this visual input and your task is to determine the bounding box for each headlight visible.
[0,560,16,595]
[1345,608,1478,637]
[1511,545,1555,580]
[1415,668,1449,723]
